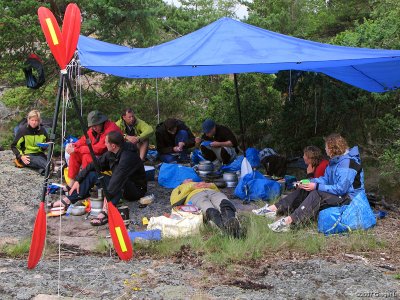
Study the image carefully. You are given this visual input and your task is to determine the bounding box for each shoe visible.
[268,218,290,233]
[252,204,277,219]
[90,211,108,226]
[224,217,241,238]
[252,204,269,215]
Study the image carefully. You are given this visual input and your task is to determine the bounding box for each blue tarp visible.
[78,17,400,92]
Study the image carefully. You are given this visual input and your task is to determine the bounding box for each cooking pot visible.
[198,170,212,177]
[223,172,237,182]
[90,199,104,209]
[226,181,238,188]
[70,205,86,216]
[213,179,227,188]
[198,163,214,172]
[90,208,103,218]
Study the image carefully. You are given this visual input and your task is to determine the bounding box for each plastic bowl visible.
[70,205,86,216]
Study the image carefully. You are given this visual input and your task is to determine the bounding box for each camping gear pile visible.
[147,205,203,238]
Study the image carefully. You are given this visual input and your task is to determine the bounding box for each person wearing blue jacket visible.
[268,133,365,232]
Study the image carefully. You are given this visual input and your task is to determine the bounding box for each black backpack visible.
[23,54,45,89]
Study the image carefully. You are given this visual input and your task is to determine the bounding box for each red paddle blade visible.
[38,7,66,70]
[107,203,133,261]
[27,202,47,269]
[62,3,81,65]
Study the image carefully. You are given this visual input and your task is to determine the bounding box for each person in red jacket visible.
[303,145,329,178]
[66,111,122,186]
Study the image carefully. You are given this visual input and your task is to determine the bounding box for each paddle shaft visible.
[40,73,64,202]
[234,73,246,156]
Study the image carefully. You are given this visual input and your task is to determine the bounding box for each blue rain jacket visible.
[312,146,364,199]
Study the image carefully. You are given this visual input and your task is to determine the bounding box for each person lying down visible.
[170,179,240,238]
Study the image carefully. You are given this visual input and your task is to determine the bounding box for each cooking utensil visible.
[223,172,237,182]
[213,179,227,188]
[70,205,86,216]
[90,199,104,209]
[198,163,214,172]
[90,208,103,218]
[226,181,238,188]
[198,170,212,176]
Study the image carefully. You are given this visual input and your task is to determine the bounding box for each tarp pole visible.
[234,73,246,156]
[156,78,160,124]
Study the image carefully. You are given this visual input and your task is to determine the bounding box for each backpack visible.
[23,54,45,89]
[318,191,376,235]
[234,170,281,202]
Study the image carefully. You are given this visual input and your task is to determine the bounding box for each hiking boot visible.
[252,204,277,219]
[206,208,224,230]
[224,217,241,238]
[268,218,290,233]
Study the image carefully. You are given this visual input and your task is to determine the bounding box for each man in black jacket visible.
[52,131,147,225]
[198,119,238,165]
[155,118,195,163]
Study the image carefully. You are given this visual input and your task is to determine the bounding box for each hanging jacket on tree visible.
[311,146,364,199]
[155,119,195,154]
[115,117,154,140]
[11,124,48,159]
[73,120,122,156]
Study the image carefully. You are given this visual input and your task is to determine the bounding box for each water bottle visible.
[65,204,74,217]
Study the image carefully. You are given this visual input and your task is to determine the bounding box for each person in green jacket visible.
[11,110,49,175]
[115,108,154,161]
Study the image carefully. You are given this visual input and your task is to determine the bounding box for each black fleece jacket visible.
[75,142,147,202]
[155,119,195,154]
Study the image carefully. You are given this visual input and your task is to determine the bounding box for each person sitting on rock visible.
[155,118,195,163]
[253,145,329,217]
[52,131,147,226]
[115,108,153,161]
[65,110,122,187]
[261,134,365,232]
[11,110,49,175]
[170,179,240,237]
[197,119,238,166]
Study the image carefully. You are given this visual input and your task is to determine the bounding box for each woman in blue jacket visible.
[268,133,365,232]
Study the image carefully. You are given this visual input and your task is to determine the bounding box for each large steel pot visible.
[90,199,104,209]
[198,170,212,177]
[89,208,103,217]
[226,181,238,188]
[198,161,214,172]
[223,172,237,182]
